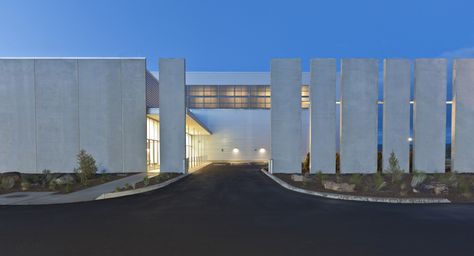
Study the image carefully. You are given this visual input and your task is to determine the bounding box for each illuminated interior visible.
[146,113,211,172]
[187,85,309,109]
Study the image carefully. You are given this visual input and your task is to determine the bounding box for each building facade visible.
[1,57,474,174]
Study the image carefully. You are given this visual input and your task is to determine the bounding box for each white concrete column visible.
[310,59,336,173]
[271,59,302,173]
[159,58,186,173]
[413,59,447,173]
[382,59,411,173]
[340,59,378,173]
[451,59,474,173]
[121,59,147,172]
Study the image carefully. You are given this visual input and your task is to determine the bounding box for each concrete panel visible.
[159,59,186,173]
[35,59,79,172]
[78,59,123,172]
[340,59,378,173]
[413,59,447,173]
[270,59,302,173]
[382,59,411,173]
[121,59,146,172]
[310,59,337,173]
[0,59,36,172]
[451,59,474,172]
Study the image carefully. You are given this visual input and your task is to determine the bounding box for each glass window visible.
[219,86,235,97]
[204,86,217,96]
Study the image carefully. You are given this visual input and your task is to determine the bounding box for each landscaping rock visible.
[54,174,76,185]
[323,181,355,193]
[291,174,304,182]
[423,183,449,195]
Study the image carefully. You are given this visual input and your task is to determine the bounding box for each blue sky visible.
[1,0,474,71]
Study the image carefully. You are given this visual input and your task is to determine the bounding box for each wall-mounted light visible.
[259,148,266,153]
[408,137,413,142]
[232,148,239,153]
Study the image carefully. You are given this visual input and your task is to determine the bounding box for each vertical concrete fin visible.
[159,58,186,173]
[270,58,302,173]
[413,59,447,173]
[310,59,336,173]
[382,59,411,173]
[340,59,378,173]
[451,59,474,173]
[121,59,147,172]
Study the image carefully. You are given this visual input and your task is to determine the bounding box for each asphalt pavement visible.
[1,163,474,256]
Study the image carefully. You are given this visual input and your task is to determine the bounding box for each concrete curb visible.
[96,173,189,200]
[260,169,451,204]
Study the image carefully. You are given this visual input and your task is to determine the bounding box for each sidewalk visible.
[0,173,148,205]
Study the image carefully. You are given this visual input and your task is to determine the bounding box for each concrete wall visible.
[310,59,337,173]
[190,109,310,162]
[340,59,378,173]
[413,59,447,173]
[0,58,146,173]
[159,59,186,173]
[270,59,302,173]
[451,59,474,173]
[35,59,79,172]
[79,59,123,172]
[382,59,411,172]
[0,59,36,172]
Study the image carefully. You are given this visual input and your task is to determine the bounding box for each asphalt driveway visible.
[1,163,474,256]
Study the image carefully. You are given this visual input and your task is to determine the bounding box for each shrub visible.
[440,172,458,188]
[302,153,310,175]
[1,177,15,190]
[458,177,471,197]
[374,172,386,191]
[400,182,409,196]
[64,182,72,193]
[48,181,57,190]
[349,173,363,188]
[75,168,88,186]
[335,172,342,183]
[386,151,404,183]
[411,170,427,188]
[315,171,324,185]
[100,168,107,183]
[115,186,121,192]
[124,183,132,190]
[143,176,150,186]
[41,169,51,187]
[76,150,97,179]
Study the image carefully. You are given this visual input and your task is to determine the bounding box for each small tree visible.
[76,150,97,186]
[386,151,404,183]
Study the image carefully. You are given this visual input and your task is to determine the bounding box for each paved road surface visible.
[1,163,474,256]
